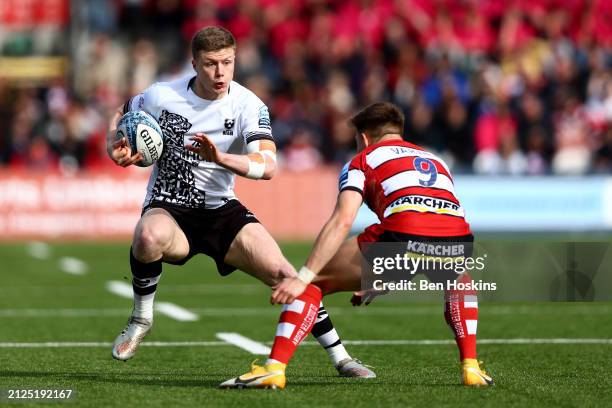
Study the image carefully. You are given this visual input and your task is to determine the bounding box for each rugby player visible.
[106,26,374,378]
[222,102,494,388]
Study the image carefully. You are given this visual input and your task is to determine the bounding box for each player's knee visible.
[134,224,172,254]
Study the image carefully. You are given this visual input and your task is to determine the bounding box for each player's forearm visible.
[305,212,352,274]
[217,152,276,180]
[106,107,123,157]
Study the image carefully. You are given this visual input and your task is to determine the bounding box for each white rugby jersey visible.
[125,76,273,209]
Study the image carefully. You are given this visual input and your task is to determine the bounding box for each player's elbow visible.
[109,106,123,128]
[261,161,277,180]
[261,170,275,180]
[334,213,354,232]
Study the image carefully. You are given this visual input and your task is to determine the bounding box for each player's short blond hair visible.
[191,26,236,58]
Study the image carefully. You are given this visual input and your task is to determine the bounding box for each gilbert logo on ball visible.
[117,111,164,167]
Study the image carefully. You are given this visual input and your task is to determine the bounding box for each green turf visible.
[0,242,610,407]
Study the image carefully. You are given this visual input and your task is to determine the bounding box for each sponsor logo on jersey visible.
[405,240,467,257]
[366,145,451,175]
[383,194,464,218]
[258,106,271,129]
[223,118,235,135]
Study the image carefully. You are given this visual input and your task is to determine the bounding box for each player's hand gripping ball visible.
[116,111,164,167]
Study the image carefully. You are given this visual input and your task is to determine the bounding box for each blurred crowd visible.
[1,0,612,175]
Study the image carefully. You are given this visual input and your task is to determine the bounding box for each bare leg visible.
[129,207,191,316]
[314,235,364,295]
[132,208,190,263]
[224,223,371,374]
[224,222,296,286]
[112,208,191,360]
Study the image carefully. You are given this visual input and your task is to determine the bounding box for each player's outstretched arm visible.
[271,190,363,304]
[106,105,142,167]
[187,133,276,180]
[302,190,362,274]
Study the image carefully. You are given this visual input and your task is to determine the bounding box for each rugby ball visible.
[116,110,164,167]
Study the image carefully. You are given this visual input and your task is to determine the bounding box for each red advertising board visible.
[0,0,68,27]
[0,168,340,240]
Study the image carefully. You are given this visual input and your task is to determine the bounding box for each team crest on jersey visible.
[223,118,235,135]
[258,106,271,129]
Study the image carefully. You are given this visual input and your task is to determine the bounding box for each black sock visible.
[311,304,350,365]
[130,247,162,296]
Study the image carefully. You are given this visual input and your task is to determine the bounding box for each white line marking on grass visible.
[26,241,51,260]
[0,309,129,317]
[479,338,612,345]
[0,338,610,348]
[105,281,133,299]
[0,342,113,348]
[3,305,612,318]
[156,302,199,322]
[216,332,272,355]
[143,341,226,347]
[186,305,612,317]
[340,340,456,345]
[105,281,198,322]
[306,338,612,346]
[58,257,88,275]
[0,341,226,348]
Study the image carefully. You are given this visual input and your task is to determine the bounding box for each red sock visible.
[444,273,478,361]
[269,284,322,364]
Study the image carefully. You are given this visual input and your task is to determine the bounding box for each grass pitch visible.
[0,241,610,407]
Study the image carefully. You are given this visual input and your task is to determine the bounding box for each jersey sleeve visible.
[339,157,365,196]
[239,91,274,144]
[122,83,161,119]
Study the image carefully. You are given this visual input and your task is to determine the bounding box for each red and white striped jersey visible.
[339,139,471,237]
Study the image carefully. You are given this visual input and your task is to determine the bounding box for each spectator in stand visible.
[594,127,612,173]
[282,127,323,171]
[0,0,611,176]
[525,126,549,175]
[552,90,592,174]
[129,39,159,95]
[440,96,474,170]
[0,79,12,165]
[77,34,128,109]
[473,101,521,175]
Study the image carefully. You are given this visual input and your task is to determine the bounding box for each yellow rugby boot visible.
[462,359,494,386]
[219,361,286,389]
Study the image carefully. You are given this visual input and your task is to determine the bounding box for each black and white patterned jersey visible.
[124,76,273,209]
